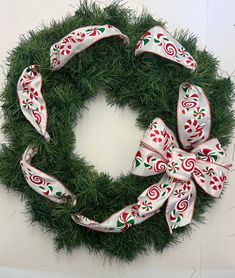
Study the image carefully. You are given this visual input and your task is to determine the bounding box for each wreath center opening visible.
[74,93,143,177]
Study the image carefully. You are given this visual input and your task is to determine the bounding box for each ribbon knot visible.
[166,148,196,181]
[131,83,231,232]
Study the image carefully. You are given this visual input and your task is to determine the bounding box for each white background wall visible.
[0,0,235,277]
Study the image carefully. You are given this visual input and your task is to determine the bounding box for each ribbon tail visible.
[165,179,196,233]
[137,174,176,216]
[72,203,156,233]
[20,146,76,204]
[72,174,176,232]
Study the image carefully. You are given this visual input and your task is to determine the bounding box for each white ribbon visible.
[17,65,50,140]
[50,24,129,70]
[20,146,76,204]
[135,26,197,70]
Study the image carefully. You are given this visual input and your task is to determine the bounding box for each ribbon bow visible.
[131,83,231,232]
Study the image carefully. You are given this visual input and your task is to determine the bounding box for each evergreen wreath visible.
[0,1,234,262]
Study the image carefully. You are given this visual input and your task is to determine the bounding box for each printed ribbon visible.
[20,146,77,204]
[135,26,197,70]
[50,24,129,70]
[131,83,231,231]
[17,64,50,140]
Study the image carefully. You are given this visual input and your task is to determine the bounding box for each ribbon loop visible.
[192,138,231,167]
[135,26,197,70]
[177,83,211,149]
[131,118,178,176]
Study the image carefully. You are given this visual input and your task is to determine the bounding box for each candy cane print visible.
[184,119,200,133]
[210,176,222,191]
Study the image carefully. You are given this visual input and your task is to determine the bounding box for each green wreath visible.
[0,2,234,261]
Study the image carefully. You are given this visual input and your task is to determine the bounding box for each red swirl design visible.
[182,157,195,172]
[29,175,45,185]
[176,199,189,212]
[147,185,161,200]
[32,110,42,125]
[154,160,167,172]
[164,42,177,57]
[181,100,197,109]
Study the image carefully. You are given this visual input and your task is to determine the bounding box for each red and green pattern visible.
[85,27,106,36]
[141,200,153,212]
[144,155,167,173]
[203,166,216,176]
[117,212,135,232]
[28,173,62,197]
[133,151,142,167]
[174,188,185,198]
[148,120,158,130]
[136,31,152,49]
[181,93,199,114]
[25,65,38,77]
[51,45,61,66]
[144,155,155,169]
[178,46,189,57]
[32,109,42,125]
[169,209,183,223]
[167,161,180,173]
[153,33,168,45]
[160,182,172,197]
[193,107,206,119]
[154,33,177,57]
[174,181,191,198]
[216,143,225,156]
[198,148,218,163]
[22,99,33,109]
